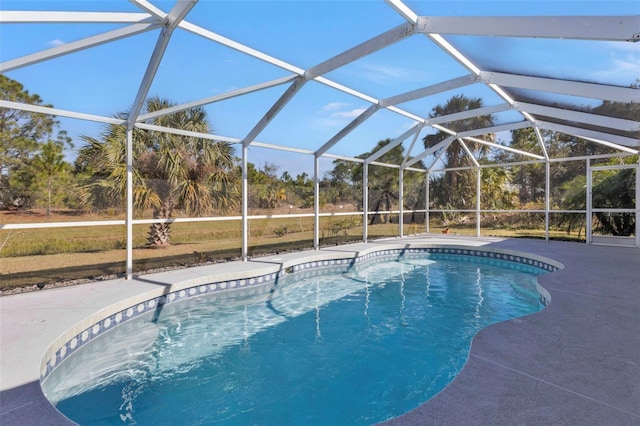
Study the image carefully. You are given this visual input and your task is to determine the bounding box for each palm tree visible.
[77,97,240,246]
[423,95,495,209]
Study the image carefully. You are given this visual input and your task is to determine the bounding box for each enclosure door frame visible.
[586,162,639,248]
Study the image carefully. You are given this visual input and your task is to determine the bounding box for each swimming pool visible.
[41,248,557,425]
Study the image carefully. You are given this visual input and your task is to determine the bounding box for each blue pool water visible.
[44,253,547,425]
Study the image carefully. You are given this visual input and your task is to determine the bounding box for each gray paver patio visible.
[1,236,638,425]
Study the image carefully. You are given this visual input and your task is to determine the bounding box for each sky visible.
[1,0,639,178]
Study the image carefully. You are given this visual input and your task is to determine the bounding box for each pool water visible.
[44,254,546,425]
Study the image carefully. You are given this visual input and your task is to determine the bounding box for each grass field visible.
[1,209,585,292]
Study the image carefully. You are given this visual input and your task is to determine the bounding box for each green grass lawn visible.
[0,212,585,292]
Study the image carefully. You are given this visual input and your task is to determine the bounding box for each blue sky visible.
[1,0,639,177]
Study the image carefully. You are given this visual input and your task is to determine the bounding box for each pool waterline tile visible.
[39,244,561,383]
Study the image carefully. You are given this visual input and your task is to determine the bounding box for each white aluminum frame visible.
[1,0,639,284]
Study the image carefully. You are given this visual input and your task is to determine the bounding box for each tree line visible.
[1,75,636,245]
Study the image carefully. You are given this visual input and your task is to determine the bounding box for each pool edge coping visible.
[39,242,563,401]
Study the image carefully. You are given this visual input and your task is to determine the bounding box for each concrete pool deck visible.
[0,236,638,425]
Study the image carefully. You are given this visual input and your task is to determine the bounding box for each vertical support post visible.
[314,155,320,250]
[476,167,481,237]
[126,129,134,279]
[241,145,248,261]
[545,160,550,241]
[363,161,369,243]
[586,159,592,245]
[425,172,430,233]
[398,167,404,237]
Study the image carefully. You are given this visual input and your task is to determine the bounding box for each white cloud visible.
[588,42,640,85]
[331,107,367,119]
[311,105,366,130]
[312,117,347,129]
[354,62,427,85]
[590,54,640,86]
[601,41,640,54]
[321,102,348,112]
[313,102,369,130]
[46,39,65,48]
[613,56,640,74]
[394,121,418,136]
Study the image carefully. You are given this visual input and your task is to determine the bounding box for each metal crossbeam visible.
[137,75,298,122]
[404,135,455,168]
[384,0,418,23]
[180,21,305,75]
[536,121,640,150]
[456,121,531,138]
[316,75,479,157]
[0,22,161,73]
[127,0,198,124]
[463,136,546,160]
[130,0,168,19]
[515,102,640,132]
[241,76,306,147]
[0,100,125,125]
[0,11,153,23]
[415,16,640,42]
[423,103,512,127]
[533,127,550,160]
[369,124,423,163]
[458,139,480,167]
[315,104,380,156]
[306,22,416,80]
[480,72,640,103]
[380,74,478,107]
[402,128,422,165]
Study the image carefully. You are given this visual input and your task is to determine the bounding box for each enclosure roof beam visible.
[136,122,225,142]
[315,104,381,157]
[137,75,298,122]
[404,135,455,168]
[130,0,168,19]
[458,138,480,167]
[380,74,479,107]
[178,10,474,133]
[414,15,640,42]
[241,76,306,148]
[423,103,512,127]
[0,21,161,73]
[306,22,416,80]
[136,122,321,156]
[384,0,418,23]
[402,128,422,166]
[0,11,154,23]
[480,71,640,103]
[367,123,423,163]
[179,21,305,75]
[0,100,125,125]
[426,141,451,172]
[165,0,198,30]
[316,75,479,158]
[181,19,408,120]
[536,121,640,152]
[322,153,365,164]
[515,102,640,132]
[463,136,546,160]
[178,19,434,126]
[533,127,550,161]
[456,120,531,138]
[387,1,540,134]
[127,0,198,126]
